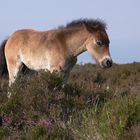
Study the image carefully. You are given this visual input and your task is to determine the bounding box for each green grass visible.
[0,63,140,139]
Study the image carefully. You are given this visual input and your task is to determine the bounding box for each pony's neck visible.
[63,27,89,57]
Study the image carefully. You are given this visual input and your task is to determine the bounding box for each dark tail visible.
[0,38,8,78]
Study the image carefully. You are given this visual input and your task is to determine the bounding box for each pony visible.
[1,18,112,87]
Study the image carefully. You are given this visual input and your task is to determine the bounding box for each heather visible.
[0,63,140,140]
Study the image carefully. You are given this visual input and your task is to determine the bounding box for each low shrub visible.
[0,63,139,139]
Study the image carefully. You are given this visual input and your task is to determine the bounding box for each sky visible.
[0,0,140,64]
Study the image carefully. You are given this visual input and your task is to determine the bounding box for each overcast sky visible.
[0,0,140,64]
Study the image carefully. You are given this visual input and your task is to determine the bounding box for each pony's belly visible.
[22,58,49,71]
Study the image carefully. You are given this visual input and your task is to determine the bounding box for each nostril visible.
[106,60,112,67]
[101,58,112,68]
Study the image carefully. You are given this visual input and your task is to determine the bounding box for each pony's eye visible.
[96,40,103,46]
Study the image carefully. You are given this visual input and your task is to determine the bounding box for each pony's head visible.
[83,19,112,68]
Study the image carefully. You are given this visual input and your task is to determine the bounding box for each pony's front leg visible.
[61,72,70,89]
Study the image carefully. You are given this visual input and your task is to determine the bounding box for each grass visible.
[0,63,140,140]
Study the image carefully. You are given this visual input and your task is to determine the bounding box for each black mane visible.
[65,18,107,30]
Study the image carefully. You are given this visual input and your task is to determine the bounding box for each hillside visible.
[0,63,140,140]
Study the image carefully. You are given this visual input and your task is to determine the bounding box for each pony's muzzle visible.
[101,58,112,68]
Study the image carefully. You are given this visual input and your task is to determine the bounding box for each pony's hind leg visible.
[6,58,22,87]
[6,58,23,98]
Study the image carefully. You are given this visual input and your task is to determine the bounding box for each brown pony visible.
[2,19,112,87]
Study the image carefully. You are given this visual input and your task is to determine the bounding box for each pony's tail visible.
[0,38,8,78]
